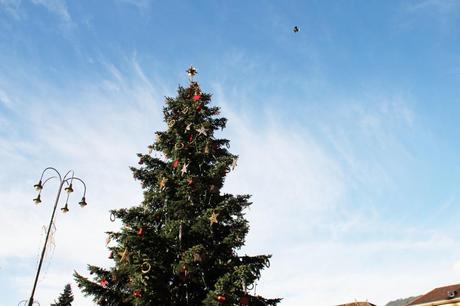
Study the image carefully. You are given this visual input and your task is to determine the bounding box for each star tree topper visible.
[187,66,197,82]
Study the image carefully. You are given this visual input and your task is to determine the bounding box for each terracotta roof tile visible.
[407,283,460,305]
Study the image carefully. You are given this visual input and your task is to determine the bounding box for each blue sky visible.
[1,1,460,305]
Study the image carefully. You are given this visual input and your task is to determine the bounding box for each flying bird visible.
[293,26,299,33]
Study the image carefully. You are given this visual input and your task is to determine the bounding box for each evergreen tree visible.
[51,284,74,306]
[74,68,280,305]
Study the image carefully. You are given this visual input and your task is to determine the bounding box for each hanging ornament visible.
[193,251,203,262]
[108,251,113,259]
[147,145,154,154]
[216,294,226,303]
[196,126,208,136]
[192,94,201,101]
[204,143,210,154]
[168,119,176,128]
[100,278,108,288]
[137,227,144,236]
[141,261,151,274]
[185,123,192,132]
[181,162,189,176]
[239,295,250,305]
[196,103,203,111]
[178,223,183,243]
[133,289,141,298]
[178,264,189,280]
[209,211,219,225]
[189,134,193,142]
[175,142,184,150]
[159,177,168,190]
[109,212,116,222]
[187,178,193,186]
[172,159,179,168]
[155,133,161,143]
[182,106,190,114]
[231,157,238,170]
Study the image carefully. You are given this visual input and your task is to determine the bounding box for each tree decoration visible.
[159,177,167,190]
[100,279,108,288]
[196,126,208,136]
[209,211,219,225]
[133,289,141,298]
[172,159,179,169]
[74,69,280,306]
[239,295,249,305]
[186,66,197,81]
[175,142,185,150]
[141,261,151,274]
[119,248,129,263]
[108,251,113,259]
[231,157,238,170]
[168,119,176,128]
[181,162,189,176]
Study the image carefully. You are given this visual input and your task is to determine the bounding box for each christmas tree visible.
[51,284,74,306]
[74,67,280,305]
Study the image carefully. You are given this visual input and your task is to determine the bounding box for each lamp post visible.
[27,167,87,306]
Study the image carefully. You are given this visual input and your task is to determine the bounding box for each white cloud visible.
[2,57,460,306]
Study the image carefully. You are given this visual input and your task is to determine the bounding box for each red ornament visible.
[137,227,144,236]
[100,278,108,288]
[196,104,202,111]
[239,295,249,305]
[133,289,141,297]
[189,134,193,142]
[172,159,179,168]
[216,294,226,303]
[192,94,201,101]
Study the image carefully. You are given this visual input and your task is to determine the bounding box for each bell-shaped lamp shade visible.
[79,197,87,207]
[64,183,74,193]
[34,180,43,191]
[33,194,42,204]
[61,203,69,213]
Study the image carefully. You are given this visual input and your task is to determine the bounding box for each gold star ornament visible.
[159,177,167,190]
[209,211,219,225]
[118,248,130,263]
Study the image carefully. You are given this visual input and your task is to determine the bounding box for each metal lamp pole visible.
[27,167,87,306]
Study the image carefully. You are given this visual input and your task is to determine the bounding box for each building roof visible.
[336,302,376,306]
[407,283,460,305]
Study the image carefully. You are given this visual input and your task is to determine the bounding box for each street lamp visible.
[27,167,87,306]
